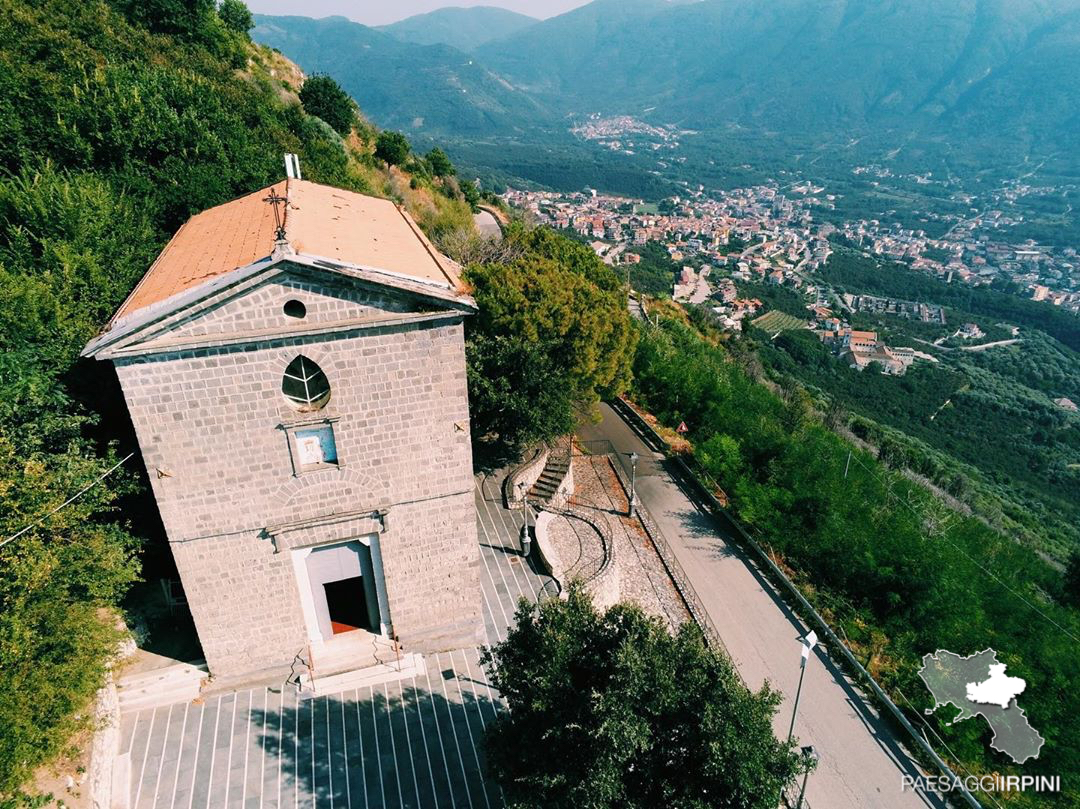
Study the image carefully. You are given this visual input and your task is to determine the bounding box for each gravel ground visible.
[568,454,691,631]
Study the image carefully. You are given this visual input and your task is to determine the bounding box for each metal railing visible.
[600,450,733,664]
[608,397,982,809]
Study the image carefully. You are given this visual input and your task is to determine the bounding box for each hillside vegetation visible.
[0,0,474,797]
[783,249,1080,560]
[632,314,1080,807]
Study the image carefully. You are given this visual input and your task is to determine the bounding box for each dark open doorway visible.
[323,576,370,634]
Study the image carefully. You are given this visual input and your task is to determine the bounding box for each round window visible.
[282,355,331,411]
[283,299,307,319]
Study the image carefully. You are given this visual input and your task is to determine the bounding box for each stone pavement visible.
[118,475,556,809]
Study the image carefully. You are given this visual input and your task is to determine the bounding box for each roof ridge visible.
[393,202,460,289]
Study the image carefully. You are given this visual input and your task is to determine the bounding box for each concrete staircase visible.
[301,652,426,699]
[528,451,570,506]
[117,660,208,713]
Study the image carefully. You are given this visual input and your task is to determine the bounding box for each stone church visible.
[84,174,484,682]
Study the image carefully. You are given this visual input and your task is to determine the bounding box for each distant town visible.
[503,178,1080,375]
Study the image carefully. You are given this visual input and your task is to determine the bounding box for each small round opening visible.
[283,299,307,319]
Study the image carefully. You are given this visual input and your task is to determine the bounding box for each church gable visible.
[159,267,427,342]
[88,260,472,358]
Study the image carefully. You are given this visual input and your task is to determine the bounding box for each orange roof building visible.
[112,178,464,324]
[81,174,485,680]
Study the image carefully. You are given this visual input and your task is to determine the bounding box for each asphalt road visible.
[473,210,502,238]
[578,403,947,809]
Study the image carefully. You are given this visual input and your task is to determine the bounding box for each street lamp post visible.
[795,745,818,809]
[786,630,818,745]
[517,481,531,556]
[628,452,639,518]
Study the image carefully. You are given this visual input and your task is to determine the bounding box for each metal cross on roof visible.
[263,188,288,241]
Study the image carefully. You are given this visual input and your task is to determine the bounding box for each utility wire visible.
[0,453,134,552]
[844,448,1080,645]
[893,685,1008,809]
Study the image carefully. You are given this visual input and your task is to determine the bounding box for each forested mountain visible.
[256,0,1080,182]
[379,5,537,51]
[476,0,1080,161]
[252,15,555,135]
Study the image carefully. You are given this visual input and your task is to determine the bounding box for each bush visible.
[299,74,355,136]
[425,146,454,178]
[374,131,411,167]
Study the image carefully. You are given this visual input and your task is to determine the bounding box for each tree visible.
[425,147,454,178]
[466,334,576,467]
[217,0,252,34]
[463,226,636,458]
[111,0,215,39]
[459,179,481,211]
[481,587,802,808]
[299,75,355,136]
[1063,551,1080,608]
[374,131,411,167]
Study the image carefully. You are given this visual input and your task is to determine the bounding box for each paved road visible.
[472,211,501,239]
[578,403,946,809]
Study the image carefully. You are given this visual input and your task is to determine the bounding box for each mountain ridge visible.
[378,5,538,51]
[253,14,555,136]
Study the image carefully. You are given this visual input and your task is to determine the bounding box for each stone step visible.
[299,653,426,699]
[117,660,208,713]
[309,632,398,680]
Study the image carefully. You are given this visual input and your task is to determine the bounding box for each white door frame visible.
[290,534,392,643]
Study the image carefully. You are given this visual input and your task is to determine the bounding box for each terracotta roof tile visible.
[114,179,461,321]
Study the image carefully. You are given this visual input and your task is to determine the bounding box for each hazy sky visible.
[245,1,592,26]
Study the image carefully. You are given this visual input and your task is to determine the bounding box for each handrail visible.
[541,498,615,587]
[608,397,982,809]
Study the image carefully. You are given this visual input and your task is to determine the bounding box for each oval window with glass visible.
[282,355,331,411]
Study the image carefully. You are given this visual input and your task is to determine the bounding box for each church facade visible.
[84,177,484,681]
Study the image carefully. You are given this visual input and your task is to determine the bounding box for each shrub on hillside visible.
[299,74,355,136]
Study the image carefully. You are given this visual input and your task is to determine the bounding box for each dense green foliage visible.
[0,0,405,794]
[374,131,411,167]
[482,586,800,808]
[425,147,454,178]
[628,241,679,295]
[756,333,1080,559]
[1064,552,1080,609]
[631,319,1080,804]
[736,282,809,319]
[298,74,355,136]
[769,250,1080,559]
[217,0,253,35]
[464,226,636,462]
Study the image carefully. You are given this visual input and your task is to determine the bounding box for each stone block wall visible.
[112,277,483,678]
